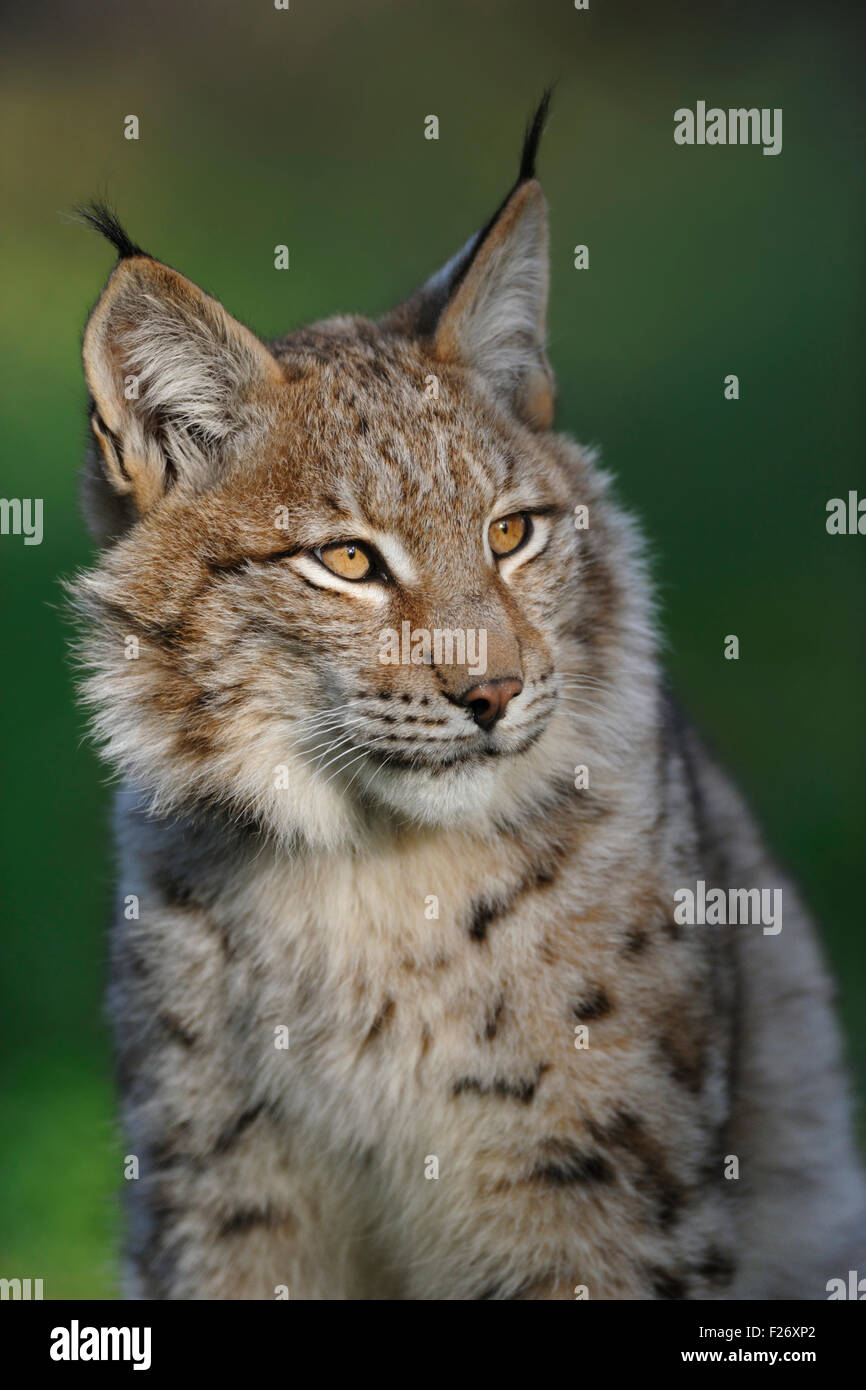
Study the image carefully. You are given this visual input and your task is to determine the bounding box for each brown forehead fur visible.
[99,314,581,626]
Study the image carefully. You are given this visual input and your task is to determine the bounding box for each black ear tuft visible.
[75,199,147,260]
[518,89,553,183]
[381,91,555,341]
[464,89,554,267]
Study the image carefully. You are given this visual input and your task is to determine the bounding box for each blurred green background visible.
[1,0,863,1297]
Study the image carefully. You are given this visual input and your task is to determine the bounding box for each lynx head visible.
[71,96,654,851]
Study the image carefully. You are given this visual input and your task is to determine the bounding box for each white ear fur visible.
[433,181,554,428]
[83,256,283,513]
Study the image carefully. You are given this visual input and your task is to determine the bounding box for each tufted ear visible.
[430,178,552,428]
[382,93,554,429]
[80,207,283,530]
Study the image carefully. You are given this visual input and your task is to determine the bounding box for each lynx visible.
[71,97,865,1299]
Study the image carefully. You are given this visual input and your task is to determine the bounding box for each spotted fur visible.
[69,100,865,1299]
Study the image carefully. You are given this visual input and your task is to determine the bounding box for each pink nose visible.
[458,678,523,730]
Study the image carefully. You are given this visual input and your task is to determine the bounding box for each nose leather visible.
[457,678,523,730]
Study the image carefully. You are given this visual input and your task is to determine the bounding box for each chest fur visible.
[117,803,738,1296]
[202,825,729,1170]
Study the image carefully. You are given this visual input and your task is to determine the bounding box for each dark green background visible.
[1,0,863,1297]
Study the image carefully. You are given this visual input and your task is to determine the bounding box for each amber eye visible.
[488,512,530,557]
[318,541,374,581]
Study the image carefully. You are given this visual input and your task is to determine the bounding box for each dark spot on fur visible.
[218,1204,294,1238]
[648,1266,688,1300]
[153,870,197,910]
[696,1247,736,1287]
[528,1139,614,1186]
[537,935,559,966]
[657,998,709,1095]
[465,843,572,944]
[213,1101,268,1155]
[571,984,612,1022]
[467,896,509,943]
[658,1032,706,1094]
[157,1011,197,1049]
[361,997,396,1048]
[279,360,308,384]
[452,1062,549,1105]
[146,1132,192,1173]
[623,928,649,955]
[588,1110,685,1230]
[483,995,506,1041]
